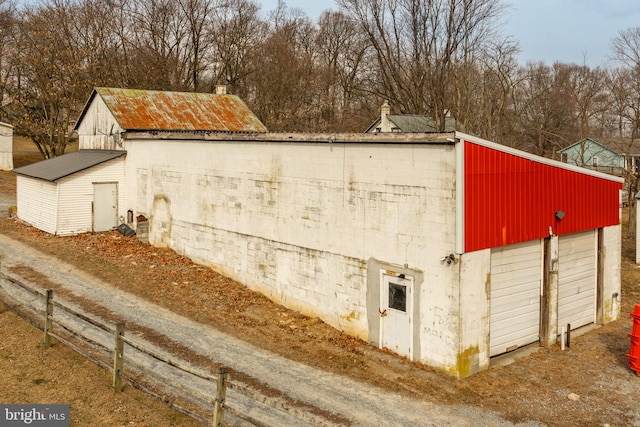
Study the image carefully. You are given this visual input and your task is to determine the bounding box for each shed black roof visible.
[13,150,126,182]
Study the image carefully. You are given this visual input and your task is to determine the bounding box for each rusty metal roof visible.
[13,150,126,182]
[75,88,267,133]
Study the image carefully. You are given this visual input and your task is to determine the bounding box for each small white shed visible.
[0,122,13,170]
[13,150,126,235]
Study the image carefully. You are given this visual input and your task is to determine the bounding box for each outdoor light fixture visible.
[555,210,565,220]
[440,253,458,265]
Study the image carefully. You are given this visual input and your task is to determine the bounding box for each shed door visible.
[490,240,542,357]
[93,182,118,232]
[558,230,597,331]
[379,273,413,359]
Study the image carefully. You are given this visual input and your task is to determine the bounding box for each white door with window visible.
[93,182,118,232]
[379,273,413,359]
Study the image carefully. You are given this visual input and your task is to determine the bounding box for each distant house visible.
[0,121,13,171]
[558,137,640,175]
[365,101,456,133]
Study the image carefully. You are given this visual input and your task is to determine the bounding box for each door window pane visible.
[388,282,406,312]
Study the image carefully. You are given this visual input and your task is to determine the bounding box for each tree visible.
[337,0,509,132]
[125,0,188,90]
[0,0,16,119]
[178,0,217,91]
[208,0,266,95]
[315,10,372,131]
[248,4,322,131]
[6,0,94,158]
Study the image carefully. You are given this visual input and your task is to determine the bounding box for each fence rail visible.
[0,271,227,426]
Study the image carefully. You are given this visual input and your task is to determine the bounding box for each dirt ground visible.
[0,138,639,426]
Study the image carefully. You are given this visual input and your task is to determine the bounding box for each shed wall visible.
[56,158,126,235]
[124,139,462,369]
[16,176,58,234]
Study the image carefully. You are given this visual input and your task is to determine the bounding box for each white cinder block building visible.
[16,88,623,377]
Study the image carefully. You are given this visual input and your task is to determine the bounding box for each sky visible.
[258,0,640,68]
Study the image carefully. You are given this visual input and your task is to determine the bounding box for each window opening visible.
[388,282,407,312]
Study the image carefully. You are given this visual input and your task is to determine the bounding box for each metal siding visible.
[464,141,621,252]
[16,176,58,234]
[92,88,268,133]
[490,240,542,356]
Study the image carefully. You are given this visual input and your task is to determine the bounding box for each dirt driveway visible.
[0,140,639,426]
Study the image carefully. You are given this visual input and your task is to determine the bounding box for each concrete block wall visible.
[602,224,621,322]
[124,137,461,368]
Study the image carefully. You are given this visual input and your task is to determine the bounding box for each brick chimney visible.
[215,85,227,95]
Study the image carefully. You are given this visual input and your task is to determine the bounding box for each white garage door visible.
[558,230,597,331]
[490,240,543,357]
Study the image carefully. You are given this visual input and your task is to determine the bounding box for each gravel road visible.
[0,232,540,426]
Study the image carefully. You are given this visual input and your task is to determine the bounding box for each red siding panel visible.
[464,140,621,252]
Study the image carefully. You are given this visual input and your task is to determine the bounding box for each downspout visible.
[454,132,464,254]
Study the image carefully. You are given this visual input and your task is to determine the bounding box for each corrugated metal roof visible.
[75,88,267,133]
[365,115,457,133]
[13,150,126,182]
[389,115,457,133]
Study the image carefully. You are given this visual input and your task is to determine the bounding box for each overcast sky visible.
[259,0,640,67]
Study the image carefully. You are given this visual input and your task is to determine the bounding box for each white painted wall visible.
[114,133,622,376]
[123,137,461,369]
[56,159,126,235]
[0,122,13,170]
[457,249,491,376]
[17,158,126,235]
[602,224,621,323]
[17,176,58,234]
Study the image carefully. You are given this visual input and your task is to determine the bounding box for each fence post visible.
[113,323,125,392]
[212,367,228,427]
[43,290,53,348]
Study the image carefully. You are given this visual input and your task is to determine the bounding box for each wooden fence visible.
[1,272,227,426]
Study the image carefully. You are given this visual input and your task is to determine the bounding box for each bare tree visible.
[0,0,16,119]
[568,64,608,139]
[126,0,188,90]
[510,62,578,157]
[248,4,322,131]
[6,0,93,158]
[457,38,520,144]
[208,0,266,95]
[337,0,509,132]
[315,10,372,131]
[178,0,217,91]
